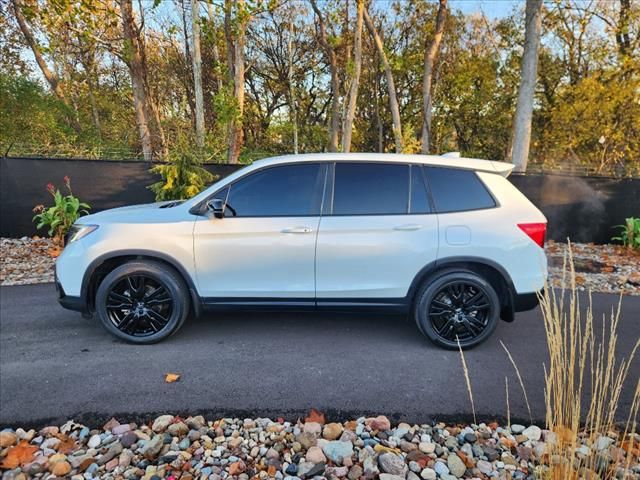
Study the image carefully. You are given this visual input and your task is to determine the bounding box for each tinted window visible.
[410,165,431,214]
[225,164,324,217]
[424,167,495,213]
[333,163,409,215]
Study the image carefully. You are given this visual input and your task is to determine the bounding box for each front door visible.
[315,162,439,301]
[193,163,327,300]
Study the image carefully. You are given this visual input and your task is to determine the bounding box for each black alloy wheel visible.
[95,261,189,343]
[414,270,500,349]
[105,275,173,337]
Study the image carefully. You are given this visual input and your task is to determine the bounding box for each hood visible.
[77,200,185,224]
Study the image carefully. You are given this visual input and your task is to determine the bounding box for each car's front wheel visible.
[95,261,189,344]
[414,269,500,349]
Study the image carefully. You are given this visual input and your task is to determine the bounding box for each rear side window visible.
[424,167,495,213]
[333,163,408,215]
[225,163,324,217]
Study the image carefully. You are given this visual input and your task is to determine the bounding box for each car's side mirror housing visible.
[206,198,225,219]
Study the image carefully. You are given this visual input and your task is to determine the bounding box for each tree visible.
[421,0,447,154]
[11,0,82,133]
[511,0,543,173]
[342,0,364,152]
[224,0,249,164]
[363,7,402,153]
[310,0,341,152]
[191,0,205,148]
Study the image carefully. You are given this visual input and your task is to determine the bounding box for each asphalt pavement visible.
[1,283,638,428]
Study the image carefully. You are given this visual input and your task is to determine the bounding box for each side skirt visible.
[201,297,409,314]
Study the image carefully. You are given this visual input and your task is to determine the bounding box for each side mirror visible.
[206,198,225,219]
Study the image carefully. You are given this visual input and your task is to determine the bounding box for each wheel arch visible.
[81,250,201,317]
[408,256,516,322]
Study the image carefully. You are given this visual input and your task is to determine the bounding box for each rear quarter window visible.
[424,166,496,213]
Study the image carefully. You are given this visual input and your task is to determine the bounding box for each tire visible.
[95,261,190,344]
[413,269,500,350]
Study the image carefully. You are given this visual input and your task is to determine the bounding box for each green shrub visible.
[32,176,90,246]
[148,150,217,201]
[612,217,640,250]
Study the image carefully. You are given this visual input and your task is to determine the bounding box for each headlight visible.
[65,224,99,244]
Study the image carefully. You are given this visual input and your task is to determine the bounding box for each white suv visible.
[56,153,547,349]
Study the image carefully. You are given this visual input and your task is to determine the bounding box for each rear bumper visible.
[513,291,540,312]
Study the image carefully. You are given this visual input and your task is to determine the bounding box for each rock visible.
[482,445,500,461]
[511,424,525,434]
[303,462,325,478]
[400,440,417,452]
[167,422,188,437]
[112,424,131,436]
[103,418,120,431]
[152,415,174,433]
[463,433,477,443]
[366,416,391,432]
[50,460,72,476]
[378,453,407,476]
[420,467,436,480]
[322,441,354,465]
[418,442,435,454]
[87,434,101,448]
[348,464,363,480]
[121,432,138,448]
[595,436,615,451]
[140,435,164,459]
[323,423,344,441]
[306,446,326,464]
[522,426,542,442]
[229,460,246,475]
[379,475,404,480]
[0,431,18,448]
[447,454,466,478]
[326,466,349,478]
[303,422,322,436]
[477,460,493,475]
[296,432,317,449]
[433,461,449,476]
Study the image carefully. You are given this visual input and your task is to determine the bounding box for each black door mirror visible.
[206,198,225,219]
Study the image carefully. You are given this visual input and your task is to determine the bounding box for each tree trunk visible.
[363,7,402,153]
[207,3,224,92]
[191,0,205,148]
[616,0,631,58]
[511,0,543,173]
[12,0,82,134]
[224,0,247,164]
[342,0,364,153]
[421,0,447,154]
[310,0,340,152]
[287,11,299,154]
[119,0,154,161]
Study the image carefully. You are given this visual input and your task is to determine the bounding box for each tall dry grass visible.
[538,247,640,479]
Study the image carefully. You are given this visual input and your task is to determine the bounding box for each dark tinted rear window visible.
[333,163,408,215]
[424,167,495,213]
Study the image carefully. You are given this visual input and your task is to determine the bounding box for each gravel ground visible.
[1,415,638,480]
[1,237,639,295]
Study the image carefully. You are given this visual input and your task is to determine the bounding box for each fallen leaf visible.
[304,408,325,425]
[54,434,77,454]
[165,373,181,383]
[0,440,39,469]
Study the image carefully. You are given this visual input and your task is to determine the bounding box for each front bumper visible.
[55,271,87,313]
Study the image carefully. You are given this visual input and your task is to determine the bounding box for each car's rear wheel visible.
[95,261,189,344]
[414,270,500,349]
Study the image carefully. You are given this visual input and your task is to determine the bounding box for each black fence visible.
[1,156,639,243]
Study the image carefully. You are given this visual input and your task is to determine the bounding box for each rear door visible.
[315,162,439,302]
[193,162,326,300]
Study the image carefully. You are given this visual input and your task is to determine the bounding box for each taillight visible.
[517,222,547,248]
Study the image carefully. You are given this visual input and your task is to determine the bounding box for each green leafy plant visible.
[612,217,640,250]
[149,149,217,201]
[32,176,90,246]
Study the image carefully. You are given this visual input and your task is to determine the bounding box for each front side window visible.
[424,166,496,213]
[333,162,409,215]
[224,163,325,217]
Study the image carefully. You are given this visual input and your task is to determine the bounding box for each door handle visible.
[394,224,423,231]
[281,226,313,234]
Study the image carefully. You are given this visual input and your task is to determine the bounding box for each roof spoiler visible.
[441,152,515,178]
